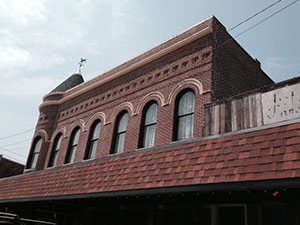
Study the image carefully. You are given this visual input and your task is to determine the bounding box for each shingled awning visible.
[0,119,300,203]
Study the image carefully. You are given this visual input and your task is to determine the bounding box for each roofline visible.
[39,26,212,111]
[1,177,300,204]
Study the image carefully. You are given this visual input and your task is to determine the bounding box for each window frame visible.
[139,101,158,148]
[48,133,62,167]
[65,127,80,164]
[173,88,195,141]
[110,111,129,154]
[26,136,43,169]
[84,120,102,160]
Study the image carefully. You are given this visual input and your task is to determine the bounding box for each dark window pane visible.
[69,146,77,163]
[73,129,80,145]
[49,134,62,167]
[178,114,194,140]
[56,135,62,150]
[66,128,80,163]
[92,122,101,140]
[89,140,98,159]
[28,137,42,169]
[118,113,128,132]
[112,112,128,154]
[85,121,101,160]
[115,132,125,153]
[51,151,59,167]
[30,152,39,169]
[145,103,158,125]
[33,138,43,153]
[178,91,195,116]
[141,102,158,148]
[143,124,156,147]
[175,90,195,141]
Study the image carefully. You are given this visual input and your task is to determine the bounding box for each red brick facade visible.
[25,16,273,172]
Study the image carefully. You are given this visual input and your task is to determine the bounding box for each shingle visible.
[0,122,300,201]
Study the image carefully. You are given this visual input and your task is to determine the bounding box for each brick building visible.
[0,155,24,178]
[1,16,300,225]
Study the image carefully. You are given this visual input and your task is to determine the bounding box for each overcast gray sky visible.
[0,0,299,164]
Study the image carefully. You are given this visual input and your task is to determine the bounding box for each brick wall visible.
[25,16,274,172]
[211,18,274,101]
[0,155,24,178]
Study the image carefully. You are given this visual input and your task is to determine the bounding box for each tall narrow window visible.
[174,89,195,141]
[65,127,80,164]
[85,120,101,160]
[111,111,128,154]
[48,133,62,167]
[139,102,158,148]
[26,137,42,169]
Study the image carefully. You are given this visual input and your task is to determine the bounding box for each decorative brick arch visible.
[50,126,67,142]
[34,129,49,142]
[167,78,203,105]
[86,112,107,129]
[108,102,134,124]
[135,91,166,115]
[67,119,85,137]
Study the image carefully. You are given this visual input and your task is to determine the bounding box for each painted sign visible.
[262,83,300,124]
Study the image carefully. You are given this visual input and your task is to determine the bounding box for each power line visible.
[0,128,34,141]
[0,146,27,158]
[0,138,32,148]
[217,0,299,48]
[234,0,299,38]
[228,0,283,31]
[2,146,29,151]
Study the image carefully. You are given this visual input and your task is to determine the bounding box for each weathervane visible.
[78,58,87,73]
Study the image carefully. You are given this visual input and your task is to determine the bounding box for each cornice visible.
[40,26,212,111]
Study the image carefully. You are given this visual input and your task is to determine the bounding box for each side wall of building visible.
[0,156,24,178]
[211,18,274,101]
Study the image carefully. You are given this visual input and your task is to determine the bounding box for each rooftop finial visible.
[78,58,87,73]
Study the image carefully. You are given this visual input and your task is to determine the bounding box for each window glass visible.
[141,102,158,148]
[145,103,158,125]
[85,120,101,160]
[27,137,42,169]
[48,133,62,167]
[118,113,128,133]
[112,112,128,154]
[178,91,195,115]
[65,127,80,164]
[175,90,195,141]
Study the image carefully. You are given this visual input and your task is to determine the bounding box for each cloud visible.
[0,0,48,27]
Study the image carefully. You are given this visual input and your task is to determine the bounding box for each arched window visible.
[26,136,43,169]
[111,111,128,154]
[48,133,62,167]
[84,120,101,160]
[65,127,80,164]
[139,101,158,148]
[174,89,195,141]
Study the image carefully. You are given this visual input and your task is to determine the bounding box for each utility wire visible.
[2,146,29,151]
[0,138,32,148]
[0,128,34,141]
[217,0,299,49]
[228,0,283,31]
[234,0,299,38]
[0,146,27,158]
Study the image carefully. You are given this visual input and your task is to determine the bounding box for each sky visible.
[0,0,299,164]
